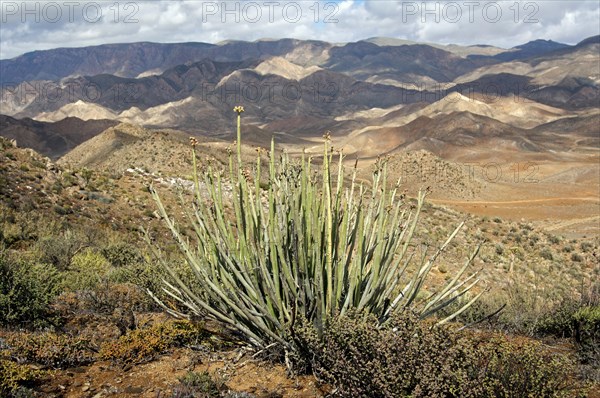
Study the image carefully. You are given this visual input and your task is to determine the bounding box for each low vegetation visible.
[99,320,208,364]
[0,359,46,397]
[0,125,598,397]
[294,310,579,397]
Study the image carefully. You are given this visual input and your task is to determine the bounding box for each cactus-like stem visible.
[146,108,482,352]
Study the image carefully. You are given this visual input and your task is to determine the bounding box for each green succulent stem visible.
[145,110,482,353]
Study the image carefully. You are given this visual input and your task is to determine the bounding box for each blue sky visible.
[1,0,599,59]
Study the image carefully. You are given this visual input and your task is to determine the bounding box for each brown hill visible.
[0,115,117,158]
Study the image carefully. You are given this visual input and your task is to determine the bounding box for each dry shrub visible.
[293,310,580,398]
[5,332,95,368]
[99,319,208,364]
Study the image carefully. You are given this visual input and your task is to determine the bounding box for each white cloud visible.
[0,0,598,59]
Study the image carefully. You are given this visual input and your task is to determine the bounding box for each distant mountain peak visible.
[513,39,569,50]
[577,35,600,47]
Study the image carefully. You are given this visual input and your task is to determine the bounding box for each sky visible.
[0,0,599,59]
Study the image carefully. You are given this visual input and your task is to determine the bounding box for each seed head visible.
[242,168,252,181]
[233,106,245,115]
[189,137,199,147]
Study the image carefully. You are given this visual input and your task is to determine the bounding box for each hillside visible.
[0,115,118,158]
[1,131,599,396]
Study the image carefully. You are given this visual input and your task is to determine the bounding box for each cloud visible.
[0,0,598,59]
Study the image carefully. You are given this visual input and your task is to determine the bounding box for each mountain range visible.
[0,35,598,160]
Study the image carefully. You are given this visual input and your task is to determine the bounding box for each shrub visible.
[99,320,208,364]
[293,311,578,397]
[530,294,598,380]
[147,108,482,355]
[474,335,578,397]
[571,253,583,262]
[534,301,579,338]
[101,243,143,267]
[540,247,554,261]
[0,208,40,247]
[573,305,600,364]
[34,229,87,270]
[110,259,168,305]
[0,252,62,328]
[64,280,155,315]
[5,332,95,368]
[548,235,561,245]
[495,243,504,255]
[580,242,593,253]
[293,310,482,397]
[0,360,46,397]
[172,371,222,398]
[62,249,111,292]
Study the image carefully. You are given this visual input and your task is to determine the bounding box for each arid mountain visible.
[323,42,478,85]
[473,39,571,62]
[337,111,536,159]
[5,60,426,137]
[1,35,598,162]
[453,37,600,109]
[359,93,571,129]
[0,115,117,158]
[0,39,333,84]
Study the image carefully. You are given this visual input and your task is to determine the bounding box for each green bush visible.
[0,252,62,327]
[148,109,482,355]
[548,235,561,245]
[580,242,593,253]
[62,249,111,292]
[0,360,45,397]
[34,229,88,270]
[573,305,600,364]
[101,243,143,267]
[474,336,578,397]
[540,247,554,260]
[495,243,504,255]
[172,371,222,398]
[0,207,40,247]
[533,301,579,338]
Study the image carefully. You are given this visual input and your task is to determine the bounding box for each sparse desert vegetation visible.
[1,113,598,397]
[0,29,598,398]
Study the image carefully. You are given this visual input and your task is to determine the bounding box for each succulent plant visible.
[146,108,482,353]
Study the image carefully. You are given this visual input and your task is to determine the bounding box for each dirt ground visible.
[37,348,325,398]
